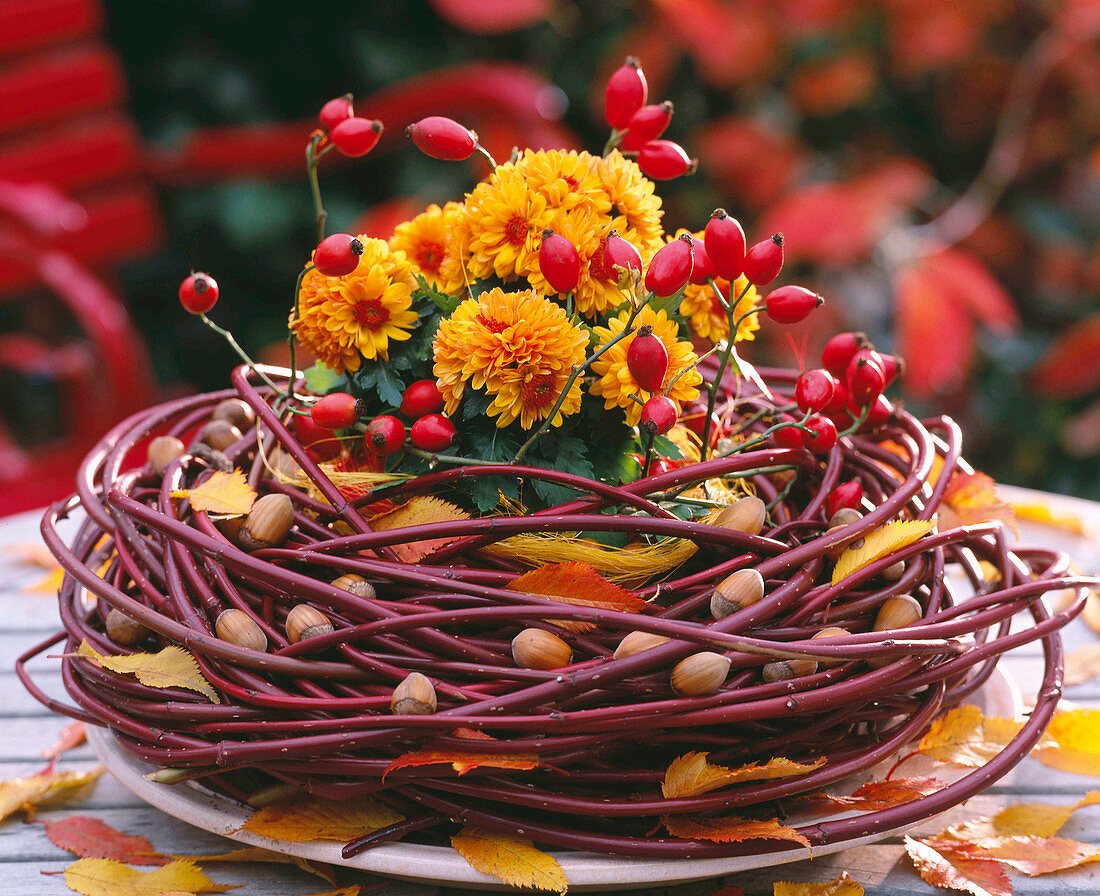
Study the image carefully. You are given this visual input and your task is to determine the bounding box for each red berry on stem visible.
[801,414,837,453]
[310,392,361,430]
[319,95,353,132]
[539,229,580,293]
[400,379,445,419]
[294,413,340,460]
[795,368,835,413]
[621,101,673,151]
[743,233,784,286]
[846,354,886,406]
[644,234,694,297]
[821,331,868,376]
[330,117,383,157]
[637,140,696,180]
[406,116,478,161]
[878,353,903,387]
[313,233,364,277]
[605,57,648,129]
[365,415,405,457]
[823,374,849,416]
[765,285,824,324]
[410,414,455,452]
[639,395,679,435]
[863,394,893,428]
[179,272,219,314]
[602,232,643,282]
[704,210,746,281]
[687,237,715,285]
[626,325,669,393]
[773,414,805,450]
[826,479,863,518]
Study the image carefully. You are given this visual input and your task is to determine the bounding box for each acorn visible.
[873,595,923,631]
[714,496,766,535]
[237,493,294,550]
[106,608,147,646]
[671,652,730,696]
[213,398,256,432]
[215,608,268,652]
[512,628,572,670]
[391,671,437,715]
[710,568,765,619]
[147,435,185,475]
[285,604,334,643]
[331,573,377,600]
[198,419,243,452]
[613,630,669,660]
[762,657,818,683]
[811,626,851,668]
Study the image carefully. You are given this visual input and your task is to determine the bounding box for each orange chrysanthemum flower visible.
[465,166,555,283]
[389,202,462,289]
[433,288,588,429]
[598,150,664,248]
[291,238,417,374]
[589,306,702,426]
[515,149,612,215]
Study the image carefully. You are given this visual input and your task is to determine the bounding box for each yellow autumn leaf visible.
[63,858,240,896]
[662,752,826,799]
[1012,501,1087,535]
[1032,708,1100,776]
[983,791,1100,838]
[370,495,470,562]
[831,520,933,585]
[774,872,864,895]
[0,766,102,822]
[1065,643,1100,687]
[662,814,810,850]
[917,704,1024,767]
[78,640,220,704]
[239,795,403,842]
[171,469,256,518]
[451,825,567,895]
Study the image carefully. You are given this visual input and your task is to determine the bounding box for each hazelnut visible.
[198,419,243,452]
[237,493,294,550]
[511,628,572,670]
[710,568,765,620]
[713,495,766,536]
[106,608,147,646]
[215,608,268,652]
[213,398,256,432]
[147,436,185,475]
[762,657,818,683]
[285,604,334,643]
[671,651,730,696]
[331,573,377,600]
[391,672,437,715]
[613,630,669,660]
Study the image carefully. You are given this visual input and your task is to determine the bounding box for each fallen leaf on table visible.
[1031,707,1100,775]
[171,847,336,885]
[962,835,1100,875]
[451,825,567,894]
[238,795,403,842]
[773,871,863,895]
[506,562,648,632]
[370,495,469,562]
[662,752,825,799]
[63,858,240,896]
[802,776,942,812]
[1064,644,1100,686]
[171,469,256,518]
[77,640,220,704]
[831,520,933,585]
[905,836,1012,896]
[42,721,86,760]
[940,472,1018,536]
[662,814,810,850]
[45,815,165,865]
[384,728,538,778]
[0,766,102,822]
[1084,592,1100,635]
[917,705,1023,767]
[1011,501,1086,535]
[6,542,59,569]
[964,790,1100,838]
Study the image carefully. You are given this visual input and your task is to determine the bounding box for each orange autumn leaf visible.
[905,836,1012,896]
[42,721,86,760]
[1011,501,1087,536]
[939,472,1018,536]
[773,872,864,895]
[662,814,810,850]
[370,495,469,562]
[63,858,240,896]
[451,825,567,894]
[78,640,219,704]
[0,766,102,822]
[506,562,648,632]
[44,815,166,865]
[171,469,256,518]
[1031,707,1100,776]
[917,705,1023,767]
[1065,644,1100,687]
[831,520,933,586]
[806,776,942,812]
[238,795,403,842]
[383,728,538,779]
[952,835,1100,876]
[662,752,825,799]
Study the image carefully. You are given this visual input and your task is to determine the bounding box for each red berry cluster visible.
[605,58,695,181]
[319,94,383,158]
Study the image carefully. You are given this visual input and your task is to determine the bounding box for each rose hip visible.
[539,229,581,294]
[626,326,669,393]
[330,117,383,157]
[795,368,835,413]
[621,101,673,151]
[644,234,694,297]
[801,414,837,453]
[639,395,679,435]
[410,414,455,452]
[365,415,406,457]
[765,285,824,324]
[400,379,445,419]
[637,140,696,180]
[826,479,863,518]
[406,116,478,161]
[310,392,361,429]
[313,234,364,277]
[821,331,868,376]
[743,233,784,286]
[605,57,648,129]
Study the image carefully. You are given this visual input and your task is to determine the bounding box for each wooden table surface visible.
[2,502,1098,896]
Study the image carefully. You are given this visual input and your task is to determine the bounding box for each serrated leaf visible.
[302,363,344,394]
[802,776,942,813]
[1031,707,1100,775]
[63,858,239,896]
[0,766,102,822]
[979,791,1100,838]
[662,814,810,850]
[506,562,648,632]
[831,519,933,585]
[238,795,403,842]
[42,721,86,760]
[662,752,825,799]
[168,847,337,885]
[78,640,220,704]
[917,705,1023,767]
[451,825,567,894]
[44,815,166,865]
[353,361,405,408]
[965,835,1100,875]
[369,496,470,563]
[773,873,864,895]
[171,469,256,518]
[384,728,537,778]
[415,273,462,313]
[904,837,1011,896]
[939,471,1018,536]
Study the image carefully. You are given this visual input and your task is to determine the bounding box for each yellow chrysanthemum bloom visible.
[465,166,555,282]
[598,150,664,249]
[589,306,702,426]
[526,205,603,298]
[389,201,462,289]
[515,149,612,215]
[670,230,760,345]
[433,288,588,429]
[436,205,476,295]
[291,238,417,374]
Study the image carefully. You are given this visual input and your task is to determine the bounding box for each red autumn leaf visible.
[939,471,1018,536]
[1030,313,1100,399]
[896,261,975,398]
[804,776,942,813]
[695,117,803,209]
[427,0,550,33]
[369,496,469,563]
[506,562,649,632]
[650,0,775,89]
[925,249,1019,334]
[43,815,167,866]
[662,814,810,850]
[383,728,538,779]
[969,835,1100,875]
[41,721,86,760]
[905,836,1012,896]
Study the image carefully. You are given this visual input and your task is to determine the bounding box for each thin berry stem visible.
[306,137,327,245]
[701,281,754,457]
[199,314,285,396]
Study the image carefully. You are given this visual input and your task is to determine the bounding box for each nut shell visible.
[285,604,334,643]
[873,594,922,632]
[613,630,669,660]
[391,671,437,715]
[671,651,730,696]
[267,447,303,484]
[512,628,572,670]
[238,493,294,550]
[331,573,377,600]
[811,626,851,668]
[215,608,268,652]
[710,568,764,619]
[762,657,818,683]
[147,436,185,475]
[106,608,147,646]
[881,560,905,581]
[198,419,243,452]
[213,398,256,432]
[713,496,766,535]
